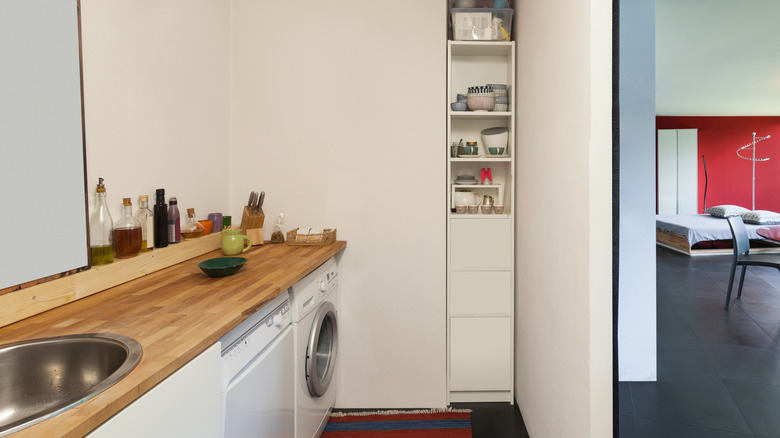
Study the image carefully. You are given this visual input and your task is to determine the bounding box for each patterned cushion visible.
[705,205,749,218]
[741,210,780,225]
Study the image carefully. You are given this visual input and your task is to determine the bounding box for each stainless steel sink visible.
[0,333,143,436]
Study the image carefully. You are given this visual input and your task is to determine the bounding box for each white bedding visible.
[656,214,764,246]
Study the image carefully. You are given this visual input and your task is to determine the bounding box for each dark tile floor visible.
[620,247,780,438]
[451,402,529,437]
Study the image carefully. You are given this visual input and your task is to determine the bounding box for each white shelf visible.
[450,40,514,56]
[447,39,515,404]
[451,183,502,188]
[450,111,512,119]
[450,157,511,162]
[449,214,511,219]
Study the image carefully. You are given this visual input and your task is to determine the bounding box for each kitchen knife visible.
[258,191,265,212]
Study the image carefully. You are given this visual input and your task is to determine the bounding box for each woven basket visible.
[285,228,337,246]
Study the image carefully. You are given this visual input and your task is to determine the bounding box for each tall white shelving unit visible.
[447,40,515,403]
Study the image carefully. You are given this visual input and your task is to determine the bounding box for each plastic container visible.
[451,8,513,41]
[453,0,511,8]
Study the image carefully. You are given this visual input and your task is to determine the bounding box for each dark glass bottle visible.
[167,197,181,244]
[153,188,168,248]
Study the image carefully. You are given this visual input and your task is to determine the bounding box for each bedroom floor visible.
[620,246,780,438]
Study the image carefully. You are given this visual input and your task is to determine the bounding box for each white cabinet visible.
[88,343,222,438]
[447,40,514,403]
[450,317,512,391]
[658,129,698,214]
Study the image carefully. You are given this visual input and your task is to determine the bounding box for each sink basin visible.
[0,333,143,436]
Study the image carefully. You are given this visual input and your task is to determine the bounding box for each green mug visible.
[221,228,252,256]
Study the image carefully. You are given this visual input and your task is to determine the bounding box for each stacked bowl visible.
[488,84,509,112]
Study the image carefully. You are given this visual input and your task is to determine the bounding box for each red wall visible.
[656,116,780,213]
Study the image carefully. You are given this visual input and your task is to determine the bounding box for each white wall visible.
[618,0,657,381]
[229,1,448,408]
[78,0,617,426]
[514,0,613,436]
[81,0,230,222]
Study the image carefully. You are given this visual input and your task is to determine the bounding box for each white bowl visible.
[481,127,508,149]
[493,103,508,112]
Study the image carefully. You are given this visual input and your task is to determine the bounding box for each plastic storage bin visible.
[451,8,513,41]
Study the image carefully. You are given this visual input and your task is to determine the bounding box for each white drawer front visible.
[450,218,512,269]
[450,317,512,390]
[450,271,512,315]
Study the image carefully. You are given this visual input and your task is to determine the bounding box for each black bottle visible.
[153,188,169,248]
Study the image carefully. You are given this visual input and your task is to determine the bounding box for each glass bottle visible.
[89,177,114,265]
[270,213,285,243]
[135,195,154,251]
[181,208,205,239]
[168,197,181,244]
[113,198,143,258]
[153,189,168,248]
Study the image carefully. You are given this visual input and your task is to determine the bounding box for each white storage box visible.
[451,8,513,41]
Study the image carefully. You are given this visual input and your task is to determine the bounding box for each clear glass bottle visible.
[135,195,154,251]
[181,208,205,239]
[113,198,143,258]
[270,213,285,243]
[89,177,114,265]
[168,197,181,244]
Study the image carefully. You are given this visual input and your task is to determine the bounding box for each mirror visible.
[0,0,89,291]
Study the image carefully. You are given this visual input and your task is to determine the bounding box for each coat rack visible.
[736,132,772,210]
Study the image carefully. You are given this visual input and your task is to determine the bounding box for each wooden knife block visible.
[240,206,264,246]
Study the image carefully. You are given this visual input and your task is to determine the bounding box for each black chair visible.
[724,216,780,309]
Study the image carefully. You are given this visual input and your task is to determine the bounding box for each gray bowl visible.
[451,102,468,111]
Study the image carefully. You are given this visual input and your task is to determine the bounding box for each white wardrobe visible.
[658,129,698,214]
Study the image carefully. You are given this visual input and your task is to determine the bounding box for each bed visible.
[656,214,780,255]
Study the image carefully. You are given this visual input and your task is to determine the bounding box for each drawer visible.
[449,317,512,390]
[450,271,512,315]
[450,218,512,269]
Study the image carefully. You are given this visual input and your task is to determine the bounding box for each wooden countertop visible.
[1,241,346,438]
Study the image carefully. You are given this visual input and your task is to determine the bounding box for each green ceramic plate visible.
[197,257,247,277]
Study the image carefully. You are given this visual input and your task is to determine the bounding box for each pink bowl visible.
[467,95,495,111]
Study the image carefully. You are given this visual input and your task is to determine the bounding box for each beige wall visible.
[81,0,231,219]
[229,1,448,407]
[514,0,613,436]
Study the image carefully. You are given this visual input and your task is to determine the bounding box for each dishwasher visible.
[220,291,294,438]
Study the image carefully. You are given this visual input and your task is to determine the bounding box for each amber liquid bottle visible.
[181,208,205,239]
[113,198,143,258]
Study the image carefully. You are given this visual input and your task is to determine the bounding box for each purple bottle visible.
[168,197,181,244]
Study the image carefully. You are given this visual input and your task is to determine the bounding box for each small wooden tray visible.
[285,228,337,246]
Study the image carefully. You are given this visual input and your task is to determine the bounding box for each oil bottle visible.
[181,208,205,239]
[135,195,154,251]
[114,198,143,258]
[89,178,114,265]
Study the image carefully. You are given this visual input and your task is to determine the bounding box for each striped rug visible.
[322,409,472,437]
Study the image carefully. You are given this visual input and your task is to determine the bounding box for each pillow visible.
[741,210,780,225]
[705,205,749,218]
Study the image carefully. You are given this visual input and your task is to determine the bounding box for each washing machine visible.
[289,258,339,438]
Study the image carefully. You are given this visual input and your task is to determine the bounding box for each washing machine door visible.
[306,301,337,397]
